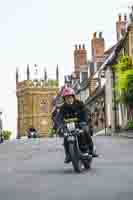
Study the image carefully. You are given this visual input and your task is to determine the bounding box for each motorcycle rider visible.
[57,87,98,163]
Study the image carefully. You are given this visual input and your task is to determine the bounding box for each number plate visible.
[67,122,75,131]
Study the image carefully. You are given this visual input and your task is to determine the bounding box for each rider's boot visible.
[64,154,71,163]
[87,135,99,157]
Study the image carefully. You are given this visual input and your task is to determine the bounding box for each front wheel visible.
[69,143,82,173]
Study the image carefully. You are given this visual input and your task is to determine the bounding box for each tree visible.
[114,55,133,120]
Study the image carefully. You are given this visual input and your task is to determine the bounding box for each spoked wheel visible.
[69,143,82,173]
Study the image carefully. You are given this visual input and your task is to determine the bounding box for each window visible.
[40,98,48,113]
[18,98,24,114]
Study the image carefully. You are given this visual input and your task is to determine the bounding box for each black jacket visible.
[57,100,88,127]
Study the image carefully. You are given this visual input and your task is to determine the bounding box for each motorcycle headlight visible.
[66,122,75,131]
[64,132,68,136]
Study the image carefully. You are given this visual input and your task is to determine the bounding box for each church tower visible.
[16,64,59,138]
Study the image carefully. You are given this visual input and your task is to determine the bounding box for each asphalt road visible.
[0,136,133,200]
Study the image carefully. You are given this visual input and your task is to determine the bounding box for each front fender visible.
[67,136,80,155]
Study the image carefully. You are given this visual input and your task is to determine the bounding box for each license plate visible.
[67,122,75,131]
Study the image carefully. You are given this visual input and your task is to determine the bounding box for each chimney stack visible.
[118,14,122,21]
[74,44,87,79]
[116,14,127,41]
[99,32,102,38]
[93,32,97,38]
[75,44,78,50]
[91,32,105,63]
[124,14,127,21]
[82,44,85,49]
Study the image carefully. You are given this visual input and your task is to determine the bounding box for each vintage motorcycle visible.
[63,118,93,173]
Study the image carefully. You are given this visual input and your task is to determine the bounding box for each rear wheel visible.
[69,143,82,173]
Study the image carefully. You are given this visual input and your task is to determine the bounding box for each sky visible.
[0,0,132,138]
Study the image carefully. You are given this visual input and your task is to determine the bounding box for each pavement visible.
[94,129,106,136]
[95,129,133,139]
[118,131,133,139]
[0,136,133,200]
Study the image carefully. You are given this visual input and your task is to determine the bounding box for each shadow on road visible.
[15,166,98,176]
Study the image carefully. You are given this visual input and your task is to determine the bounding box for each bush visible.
[2,130,12,140]
[126,121,133,130]
[48,128,56,137]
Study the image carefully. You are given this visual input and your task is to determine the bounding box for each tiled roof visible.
[79,79,89,91]
[85,86,105,105]
[92,33,128,78]
[105,32,128,66]
[104,45,116,55]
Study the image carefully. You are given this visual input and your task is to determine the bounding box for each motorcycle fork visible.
[75,136,88,159]
[75,136,82,158]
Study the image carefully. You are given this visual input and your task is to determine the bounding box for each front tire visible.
[69,143,82,173]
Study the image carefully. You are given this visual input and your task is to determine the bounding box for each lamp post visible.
[0,111,3,143]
